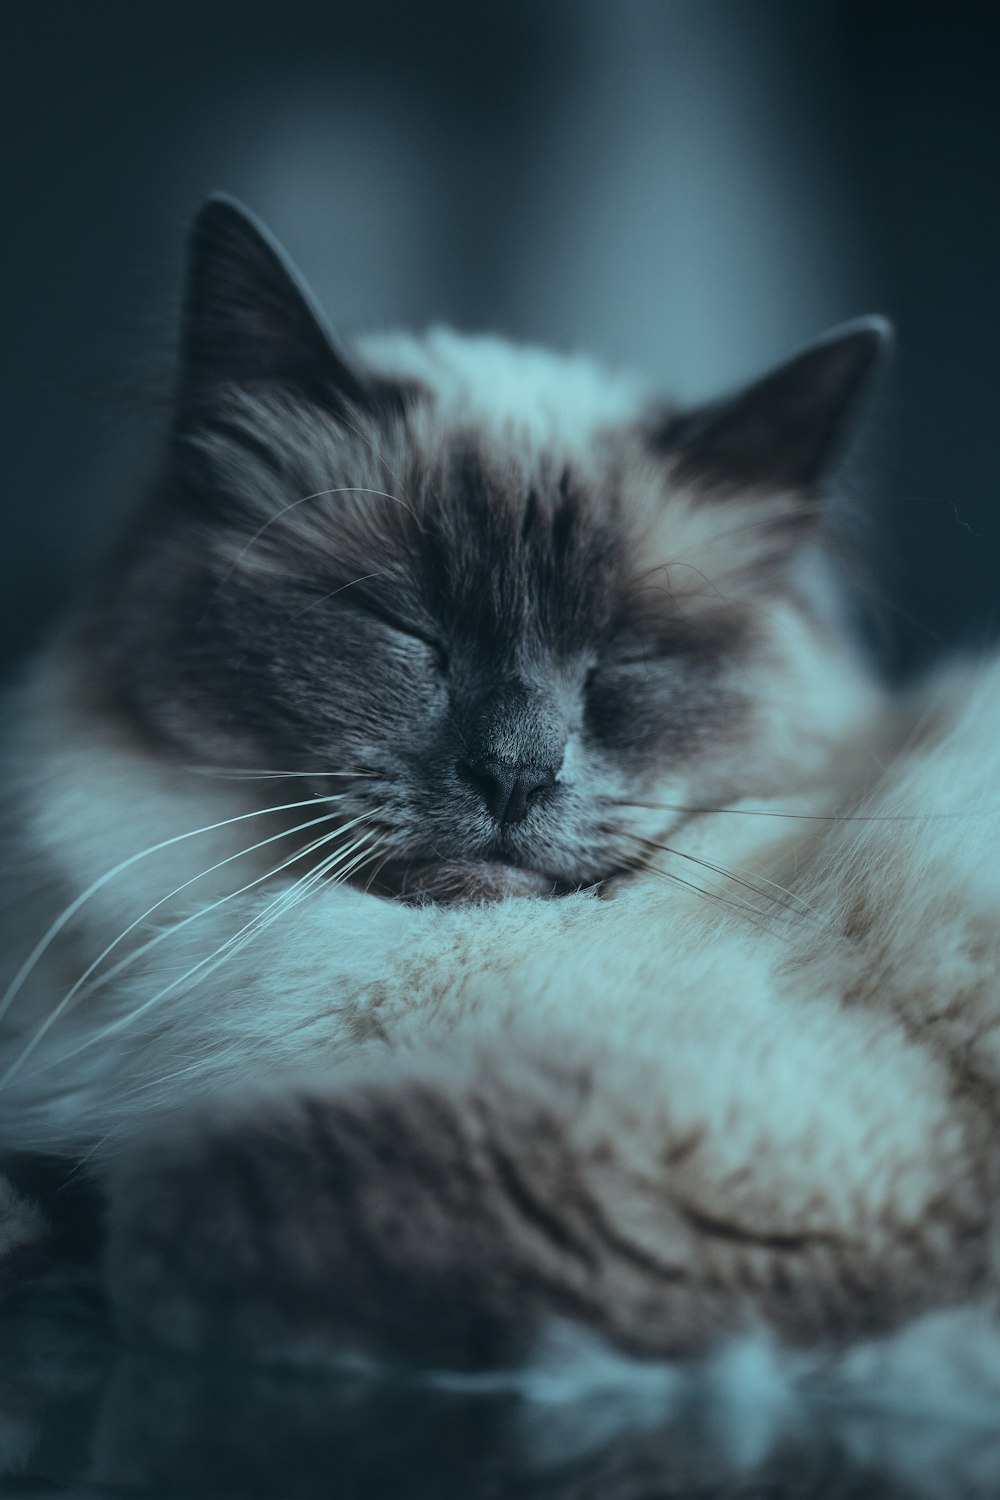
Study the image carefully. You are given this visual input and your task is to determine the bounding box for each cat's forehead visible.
[358,328,648,451]
[402,429,627,650]
[358,333,653,611]
[208,333,647,588]
[201,326,804,628]
[350,331,803,600]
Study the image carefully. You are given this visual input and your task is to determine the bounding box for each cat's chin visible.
[367,860,567,905]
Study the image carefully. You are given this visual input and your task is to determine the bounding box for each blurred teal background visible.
[4,0,999,674]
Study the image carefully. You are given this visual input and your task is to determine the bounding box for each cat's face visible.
[94,199,889,899]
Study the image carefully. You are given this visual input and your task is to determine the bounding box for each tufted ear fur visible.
[658,318,894,494]
[176,195,380,414]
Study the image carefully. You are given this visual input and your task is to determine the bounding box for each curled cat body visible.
[2,198,999,1397]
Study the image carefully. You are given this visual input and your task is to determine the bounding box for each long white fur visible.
[2,332,1000,1449]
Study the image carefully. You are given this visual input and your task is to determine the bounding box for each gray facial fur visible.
[82,197,890,899]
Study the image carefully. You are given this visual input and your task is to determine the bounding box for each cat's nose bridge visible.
[464,683,567,774]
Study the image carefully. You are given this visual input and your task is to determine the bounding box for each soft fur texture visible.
[2,200,1000,1440]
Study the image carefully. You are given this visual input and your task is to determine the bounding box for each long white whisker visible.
[224,827,380,949]
[43,826,383,1069]
[183,768,374,781]
[619,830,816,919]
[112,835,389,1107]
[215,485,419,597]
[0,810,352,1091]
[675,848,819,918]
[8,833,365,1095]
[612,797,948,825]
[334,412,408,493]
[199,824,379,957]
[638,860,783,937]
[361,846,393,896]
[229,574,396,675]
[182,826,385,980]
[312,830,385,894]
[0,795,345,1027]
[284,571,394,626]
[86,820,355,999]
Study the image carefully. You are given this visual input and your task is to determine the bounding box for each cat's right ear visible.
[176,195,375,412]
[653,318,894,495]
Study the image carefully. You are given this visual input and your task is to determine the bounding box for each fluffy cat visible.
[2,199,999,1398]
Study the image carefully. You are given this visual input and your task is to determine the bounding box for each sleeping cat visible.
[1,197,999,1387]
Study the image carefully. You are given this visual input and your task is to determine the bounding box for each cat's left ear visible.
[176,195,377,412]
[657,318,894,492]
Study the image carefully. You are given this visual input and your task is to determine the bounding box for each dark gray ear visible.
[660,318,894,492]
[178,195,375,410]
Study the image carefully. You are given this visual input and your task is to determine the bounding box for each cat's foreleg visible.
[105,968,991,1369]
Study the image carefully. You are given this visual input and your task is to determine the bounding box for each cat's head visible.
[93,197,891,899]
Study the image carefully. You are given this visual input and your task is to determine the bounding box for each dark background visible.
[4,0,999,678]
[3,13,1000,1494]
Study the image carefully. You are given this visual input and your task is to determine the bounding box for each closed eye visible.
[604,653,653,669]
[587,649,654,683]
[358,600,450,672]
[591,626,698,676]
